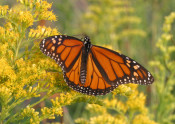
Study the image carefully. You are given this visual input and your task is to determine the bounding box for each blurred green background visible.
[1,0,175,123]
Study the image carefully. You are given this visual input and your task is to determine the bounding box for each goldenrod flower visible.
[21,106,40,124]
[8,9,34,27]
[0,86,12,104]
[89,114,126,124]
[86,104,107,115]
[132,114,158,124]
[75,118,88,124]
[38,11,57,21]
[0,5,8,16]
[127,91,148,113]
[104,98,127,113]
[29,26,59,38]
[0,58,16,82]
[112,84,133,96]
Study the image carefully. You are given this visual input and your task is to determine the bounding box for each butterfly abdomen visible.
[80,47,89,84]
[80,37,92,84]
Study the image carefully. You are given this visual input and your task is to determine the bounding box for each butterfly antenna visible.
[71,33,89,41]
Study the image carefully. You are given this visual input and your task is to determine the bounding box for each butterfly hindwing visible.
[64,52,117,95]
[84,53,118,95]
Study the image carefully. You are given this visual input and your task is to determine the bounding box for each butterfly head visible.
[84,36,90,43]
[84,36,91,50]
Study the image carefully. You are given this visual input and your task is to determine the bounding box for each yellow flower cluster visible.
[0,58,16,82]
[104,98,127,113]
[0,5,8,16]
[75,118,88,124]
[18,0,56,21]
[116,16,141,26]
[17,0,34,8]
[89,114,126,124]
[0,23,19,45]
[41,106,62,119]
[3,58,45,99]
[127,91,148,113]
[0,26,5,38]
[120,29,146,37]
[29,26,59,38]
[113,83,148,113]
[132,114,158,124]
[17,0,51,10]
[150,12,175,73]
[112,83,137,96]
[156,12,175,60]
[37,10,56,21]
[42,93,75,119]
[163,12,175,32]
[149,12,175,124]
[8,9,34,27]
[19,11,34,26]
[51,92,86,107]
[35,1,56,21]
[52,94,70,107]
[0,86,12,104]
[21,106,40,124]
[86,104,106,115]
[76,115,124,124]
[76,83,156,124]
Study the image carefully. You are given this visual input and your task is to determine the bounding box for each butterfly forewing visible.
[90,45,154,86]
[40,35,83,72]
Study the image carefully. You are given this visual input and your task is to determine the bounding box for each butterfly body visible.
[80,37,91,84]
[40,35,154,96]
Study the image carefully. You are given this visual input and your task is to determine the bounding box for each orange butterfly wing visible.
[90,45,154,86]
[64,52,117,95]
[40,35,83,72]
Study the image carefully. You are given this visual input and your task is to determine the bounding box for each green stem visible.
[5,88,57,124]
[4,97,30,124]
[128,110,135,124]
[29,93,50,108]
[14,29,26,61]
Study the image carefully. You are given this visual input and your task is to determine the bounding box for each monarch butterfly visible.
[40,35,154,96]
